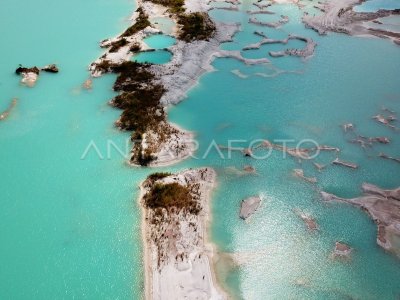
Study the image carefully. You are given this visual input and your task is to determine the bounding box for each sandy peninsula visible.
[89,0,273,167]
[139,168,226,299]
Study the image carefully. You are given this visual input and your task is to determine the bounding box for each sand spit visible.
[294,209,318,230]
[249,15,289,28]
[247,9,275,15]
[332,157,358,169]
[302,0,400,44]
[239,195,262,220]
[243,33,316,58]
[321,183,400,257]
[140,168,226,299]
[0,98,17,121]
[379,152,400,164]
[293,169,317,183]
[128,122,196,168]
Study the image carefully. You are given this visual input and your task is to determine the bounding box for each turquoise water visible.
[1,0,400,299]
[133,34,175,64]
[143,34,176,49]
[0,0,148,298]
[133,50,173,64]
[168,1,400,299]
[354,0,400,12]
[366,15,400,32]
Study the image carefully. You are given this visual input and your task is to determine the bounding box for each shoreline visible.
[139,168,228,299]
[89,0,272,167]
[321,183,400,257]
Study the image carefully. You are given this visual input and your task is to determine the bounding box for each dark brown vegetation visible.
[178,12,216,42]
[144,0,215,41]
[96,60,168,166]
[15,66,40,75]
[93,2,216,166]
[146,172,172,182]
[144,0,185,14]
[130,43,141,52]
[142,173,205,267]
[143,181,201,215]
[109,38,129,52]
[120,7,151,37]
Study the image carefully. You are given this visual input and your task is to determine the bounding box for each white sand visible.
[140,168,227,300]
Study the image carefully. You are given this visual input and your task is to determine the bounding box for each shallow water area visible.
[133,49,172,64]
[143,34,176,49]
[354,0,400,12]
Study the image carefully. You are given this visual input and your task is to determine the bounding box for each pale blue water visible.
[133,50,173,64]
[143,34,176,49]
[354,0,400,12]
[1,0,400,300]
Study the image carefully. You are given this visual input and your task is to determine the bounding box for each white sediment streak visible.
[140,168,226,300]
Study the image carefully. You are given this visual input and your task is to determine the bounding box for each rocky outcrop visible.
[239,195,262,220]
[41,64,59,73]
[333,242,352,258]
[15,64,59,87]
